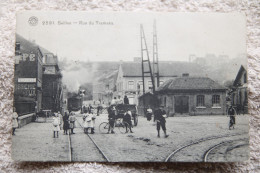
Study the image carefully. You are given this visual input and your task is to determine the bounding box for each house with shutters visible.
[156,75,227,116]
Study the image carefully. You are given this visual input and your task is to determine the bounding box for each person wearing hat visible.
[228,105,236,130]
[123,109,133,133]
[107,106,117,134]
[154,105,169,138]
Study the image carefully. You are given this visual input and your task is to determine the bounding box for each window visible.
[212,95,220,107]
[128,81,134,90]
[196,95,205,107]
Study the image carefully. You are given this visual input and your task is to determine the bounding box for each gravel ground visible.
[11,114,249,162]
[75,113,249,162]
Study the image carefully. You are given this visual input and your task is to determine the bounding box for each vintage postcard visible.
[12,12,248,162]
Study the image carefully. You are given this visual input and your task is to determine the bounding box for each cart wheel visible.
[99,122,109,134]
[118,122,129,134]
[134,116,138,126]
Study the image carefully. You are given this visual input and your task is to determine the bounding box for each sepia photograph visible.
[12,12,248,162]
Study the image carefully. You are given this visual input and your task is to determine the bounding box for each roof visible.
[39,46,52,55]
[121,62,203,77]
[157,77,226,92]
[233,65,247,86]
[16,34,39,55]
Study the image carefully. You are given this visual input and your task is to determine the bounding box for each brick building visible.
[156,75,227,116]
[14,34,43,115]
[40,47,63,112]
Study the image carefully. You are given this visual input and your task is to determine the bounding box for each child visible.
[83,112,93,134]
[53,113,60,138]
[146,107,153,121]
[12,108,19,135]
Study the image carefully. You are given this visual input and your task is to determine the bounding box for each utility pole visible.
[153,20,160,88]
[140,24,155,115]
[140,24,155,94]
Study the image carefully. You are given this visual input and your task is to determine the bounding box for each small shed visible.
[156,76,227,116]
[138,92,159,116]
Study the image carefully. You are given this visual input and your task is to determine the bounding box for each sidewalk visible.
[11,118,71,162]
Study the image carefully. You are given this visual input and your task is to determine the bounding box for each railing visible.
[18,113,35,128]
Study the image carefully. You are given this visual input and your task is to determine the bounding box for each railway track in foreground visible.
[165,132,248,162]
[203,138,249,162]
[70,118,110,162]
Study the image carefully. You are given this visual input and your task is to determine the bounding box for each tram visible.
[67,96,83,112]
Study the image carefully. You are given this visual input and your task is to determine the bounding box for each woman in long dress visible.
[63,112,69,135]
[69,112,76,134]
[12,108,19,135]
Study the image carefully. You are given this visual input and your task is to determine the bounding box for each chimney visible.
[182,73,189,77]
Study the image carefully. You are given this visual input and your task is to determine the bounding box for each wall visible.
[158,91,226,116]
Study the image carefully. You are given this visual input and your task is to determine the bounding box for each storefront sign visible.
[18,78,36,83]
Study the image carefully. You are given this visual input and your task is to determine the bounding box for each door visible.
[175,96,189,114]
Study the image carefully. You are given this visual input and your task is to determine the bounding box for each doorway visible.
[175,96,189,114]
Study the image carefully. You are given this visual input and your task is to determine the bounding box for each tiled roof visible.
[121,62,203,77]
[157,77,226,92]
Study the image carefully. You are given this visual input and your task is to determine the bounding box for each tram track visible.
[165,132,247,162]
[203,138,249,162]
[71,118,110,162]
[68,130,72,162]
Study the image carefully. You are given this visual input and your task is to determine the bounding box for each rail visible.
[165,132,247,162]
[203,138,248,162]
[75,118,110,162]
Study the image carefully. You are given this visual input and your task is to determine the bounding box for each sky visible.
[16,12,246,62]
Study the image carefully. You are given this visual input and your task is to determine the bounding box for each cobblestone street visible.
[11,114,249,162]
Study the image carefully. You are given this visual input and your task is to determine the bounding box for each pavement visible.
[11,118,71,162]
[11,114,249,162]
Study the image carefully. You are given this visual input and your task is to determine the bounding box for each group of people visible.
[145,105,238,138]
[111,95,129,105]
[146,106,169,138]
[82,107,96,134]
[12,102,238,139]
[107,106,133,134]
[52,111,76,138]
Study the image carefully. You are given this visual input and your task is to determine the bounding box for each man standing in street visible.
[124,95,129,105]
[107,106,117,134]
[228,105,236,130]
[154,105,169,138]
